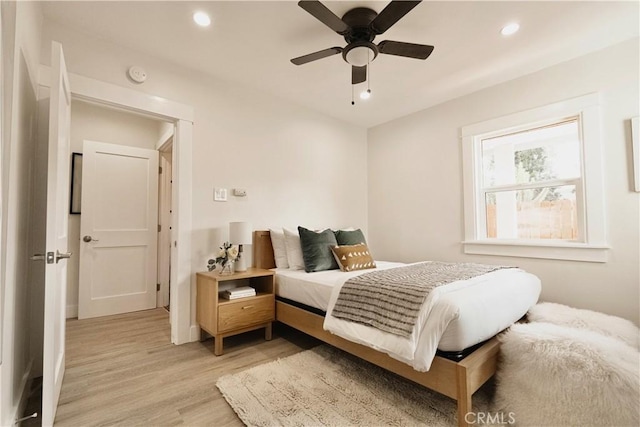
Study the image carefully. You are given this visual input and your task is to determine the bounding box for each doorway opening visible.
[38,65,195,345]
[70,100,174,320]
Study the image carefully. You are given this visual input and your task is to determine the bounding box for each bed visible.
[253,230,540,427]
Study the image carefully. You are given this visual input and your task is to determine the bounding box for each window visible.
[481,119,582,241]
[462,94,608,262]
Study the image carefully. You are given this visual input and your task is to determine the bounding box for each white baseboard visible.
[66,304,78,319]
[189,324,200,342]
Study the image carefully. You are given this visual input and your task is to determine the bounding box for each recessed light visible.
[193,11,211,27]
[501,23,520,36]
[360,90,371,100]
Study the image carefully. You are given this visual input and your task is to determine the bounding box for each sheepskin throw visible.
[496,322,640,426]
[528,302,640,349]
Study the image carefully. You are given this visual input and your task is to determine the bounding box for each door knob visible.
[83,235,99,242]
[55,250,72,263]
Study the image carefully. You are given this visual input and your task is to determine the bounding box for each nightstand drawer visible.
[218,296,274,333]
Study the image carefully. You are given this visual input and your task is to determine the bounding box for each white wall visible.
[66,101,163,318]
[0,1,43,424]
[40,20,368,333]
[368,38,640,325]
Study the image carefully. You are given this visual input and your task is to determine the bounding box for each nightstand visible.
[196,267,275,356]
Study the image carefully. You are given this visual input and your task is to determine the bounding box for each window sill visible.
[462,240,609,263]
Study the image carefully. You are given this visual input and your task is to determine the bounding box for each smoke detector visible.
[127,66,147,84]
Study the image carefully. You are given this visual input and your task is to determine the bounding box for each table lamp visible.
[229,221,252,272]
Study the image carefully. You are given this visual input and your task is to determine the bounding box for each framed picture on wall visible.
[633,117,640,192]
[70,152,83,214]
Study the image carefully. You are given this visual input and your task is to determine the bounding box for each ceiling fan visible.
[291,0,434,87]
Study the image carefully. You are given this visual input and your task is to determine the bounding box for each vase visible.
[219,261,234,275]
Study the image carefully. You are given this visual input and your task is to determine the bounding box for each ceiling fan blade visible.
[291,47,343,65]
[352,65,367,85]
[370,1,422,35]
[378,40,434,60]
[298,0,350,34]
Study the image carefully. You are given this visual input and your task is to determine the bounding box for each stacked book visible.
[221,286,256,300]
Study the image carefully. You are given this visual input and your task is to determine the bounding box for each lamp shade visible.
[345,45,374,67]
[229,222,252,245]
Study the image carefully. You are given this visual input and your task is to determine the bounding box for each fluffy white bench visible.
[495,303,640,426]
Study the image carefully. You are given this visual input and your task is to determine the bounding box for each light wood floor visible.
[53,308,319,426]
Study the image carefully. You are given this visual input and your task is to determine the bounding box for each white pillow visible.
[269,228,289,269]
[283,227,305,270]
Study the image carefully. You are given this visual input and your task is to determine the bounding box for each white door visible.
[42,41,72,427]
[78,140,159,319]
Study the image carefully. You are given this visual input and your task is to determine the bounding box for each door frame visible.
[157,136,172,308]
[38,64,196,344]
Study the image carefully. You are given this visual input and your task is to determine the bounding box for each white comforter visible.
[323,263,541,371]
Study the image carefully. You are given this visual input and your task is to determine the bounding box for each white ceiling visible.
[40,1,639,128]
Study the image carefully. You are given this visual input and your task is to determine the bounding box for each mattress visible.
[275,262,541,353]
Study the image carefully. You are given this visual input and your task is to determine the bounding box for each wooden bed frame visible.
[253,230,499,427]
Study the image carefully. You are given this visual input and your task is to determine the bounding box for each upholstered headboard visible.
[253,230,276,269]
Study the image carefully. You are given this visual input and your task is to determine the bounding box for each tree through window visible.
[480,119,582,240]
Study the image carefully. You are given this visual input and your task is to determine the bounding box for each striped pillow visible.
[331,243,376,272]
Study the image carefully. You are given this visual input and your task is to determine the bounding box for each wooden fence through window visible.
[486,199,577,239]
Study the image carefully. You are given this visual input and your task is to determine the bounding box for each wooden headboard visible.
[253,230,276,269]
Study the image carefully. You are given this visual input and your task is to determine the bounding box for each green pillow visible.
[298,226,339,272]
[334,228,367,246]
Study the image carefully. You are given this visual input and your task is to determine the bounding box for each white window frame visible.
[461,93,608,262]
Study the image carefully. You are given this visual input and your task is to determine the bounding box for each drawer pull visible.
[242,305,254,310]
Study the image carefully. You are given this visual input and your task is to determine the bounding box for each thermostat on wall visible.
[128,66,147,84]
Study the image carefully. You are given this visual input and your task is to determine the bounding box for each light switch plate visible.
[214,188,227,202]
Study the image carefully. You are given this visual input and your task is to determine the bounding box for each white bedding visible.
[275,262,541,371]
[275,261,403,311]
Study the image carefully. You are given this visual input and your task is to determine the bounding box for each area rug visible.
[216,345,492,426]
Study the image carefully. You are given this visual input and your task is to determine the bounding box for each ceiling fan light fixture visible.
[345,46,374,66]
[501,22,520,36]
[193,11,211,27]
[292,0,433,102]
